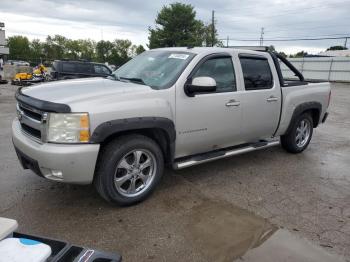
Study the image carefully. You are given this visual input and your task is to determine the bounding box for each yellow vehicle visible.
[12,64,49,86]
[13,72,32,81]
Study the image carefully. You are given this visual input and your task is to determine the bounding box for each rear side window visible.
[62,62,76,73]
[240,56,273,90]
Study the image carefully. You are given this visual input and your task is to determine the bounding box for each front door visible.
[175,54,243,158]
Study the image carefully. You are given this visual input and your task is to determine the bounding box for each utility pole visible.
[211,10,215,47]
[345,37,348,49]
[226,36,229,47]
[259,27,264,46]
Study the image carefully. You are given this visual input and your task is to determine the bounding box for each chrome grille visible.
[17,103,45,141]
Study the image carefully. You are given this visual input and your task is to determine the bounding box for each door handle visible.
[266,96,278,102]
[226,99,240,107]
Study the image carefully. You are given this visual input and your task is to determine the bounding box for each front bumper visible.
[12,119,100,184]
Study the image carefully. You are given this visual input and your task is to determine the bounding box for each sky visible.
[0,0,349,55]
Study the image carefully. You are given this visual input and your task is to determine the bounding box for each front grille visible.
[17,102,44,141]
[19,104,41,121]
[20,123,41,139]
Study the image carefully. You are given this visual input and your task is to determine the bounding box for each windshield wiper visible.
[120,77,146,85]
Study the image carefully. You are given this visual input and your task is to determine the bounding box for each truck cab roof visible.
[151,46,268,56]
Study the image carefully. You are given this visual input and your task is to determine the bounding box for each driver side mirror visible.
[185,76,216,96]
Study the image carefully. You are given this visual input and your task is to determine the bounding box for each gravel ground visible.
[0,82,349,261]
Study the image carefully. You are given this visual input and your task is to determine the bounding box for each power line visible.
[220,36,350,42]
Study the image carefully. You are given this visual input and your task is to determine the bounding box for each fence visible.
[281,57,350,82]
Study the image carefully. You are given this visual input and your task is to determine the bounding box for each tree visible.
[96,40,115,63]
[202,22,223,47]
[135,45,146,55]
[30,39,43,58]
[77,39,96,60]
[290,51,308,58]
[148,3,216,48]
[42,35,68,60]
[326,45,348,51]
[7,36,31,60]
[7,33,143,66]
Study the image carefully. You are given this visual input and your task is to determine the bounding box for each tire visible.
[94,134,164,206]
[281,113,313,153]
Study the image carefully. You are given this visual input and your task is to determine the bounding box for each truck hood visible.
[20,77,152,105]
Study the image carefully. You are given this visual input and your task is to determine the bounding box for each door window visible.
[94,65,111,75]
[193,57,236,92]
[239,57,273,90]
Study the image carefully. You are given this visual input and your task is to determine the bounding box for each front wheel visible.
[281,113,313,153]
[94,135,164,206]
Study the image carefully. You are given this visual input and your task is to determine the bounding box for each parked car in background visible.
[5,60,30,66]
[50,60,112,80]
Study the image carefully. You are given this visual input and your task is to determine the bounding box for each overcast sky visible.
[1,0,349,54]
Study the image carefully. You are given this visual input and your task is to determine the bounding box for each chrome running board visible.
[173,140,280,170]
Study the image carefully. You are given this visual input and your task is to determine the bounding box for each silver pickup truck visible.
[12,47,331,205]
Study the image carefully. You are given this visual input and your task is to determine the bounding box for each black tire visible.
[94,134,164,206]
[281,113,313,153]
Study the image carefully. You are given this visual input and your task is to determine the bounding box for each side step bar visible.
[173,140,280,170]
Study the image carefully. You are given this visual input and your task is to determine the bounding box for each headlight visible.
[47,113,90,143]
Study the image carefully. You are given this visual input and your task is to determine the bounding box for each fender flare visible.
[285,102,322,135]
[90,117,176,144]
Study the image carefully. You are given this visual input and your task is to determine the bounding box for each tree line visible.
[7,35,146,66]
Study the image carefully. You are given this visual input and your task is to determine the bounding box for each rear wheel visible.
[94,135,164,206]
[281,113,313,153]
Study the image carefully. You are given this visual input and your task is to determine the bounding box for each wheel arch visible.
[285,102,322,135]
[90,117,176,164]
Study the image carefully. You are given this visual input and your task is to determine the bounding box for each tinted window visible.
[94,65,111,75]
[76,63,92,74]
[193,57,236,92]
[62,62,76,73]
[240,57,273,90]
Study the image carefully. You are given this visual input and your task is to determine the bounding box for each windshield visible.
[113,50,196,89]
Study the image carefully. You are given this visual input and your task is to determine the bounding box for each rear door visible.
[238,54,281,141]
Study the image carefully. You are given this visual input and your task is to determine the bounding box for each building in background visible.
[0,22,10,58]
[318,50,350,57]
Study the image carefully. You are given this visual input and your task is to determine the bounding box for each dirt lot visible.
[0,82,349,261]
